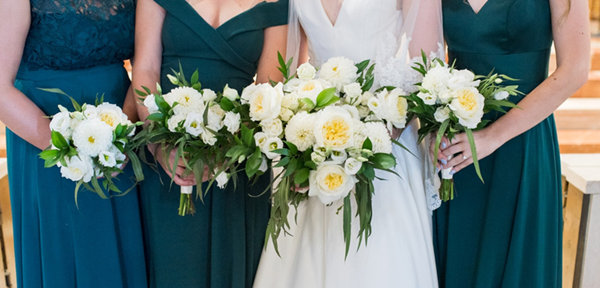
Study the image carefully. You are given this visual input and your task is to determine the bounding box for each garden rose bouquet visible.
[39,89,144,203]
[410,54,521,201]
[231,54,400,256]
[135,68,243,216]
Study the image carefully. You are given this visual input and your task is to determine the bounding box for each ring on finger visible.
[462,154,468,160]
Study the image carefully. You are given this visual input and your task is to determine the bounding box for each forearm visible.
[488,63,589,145]
[0,85,51,150]
[132,68,161,121]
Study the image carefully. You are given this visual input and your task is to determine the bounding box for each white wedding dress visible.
[253,0,443,287]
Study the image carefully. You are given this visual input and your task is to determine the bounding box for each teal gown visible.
[7,1,147,287]
[433,0,561,287]
[138,1,288,287]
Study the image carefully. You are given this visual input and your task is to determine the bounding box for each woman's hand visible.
[389,128,402,140]
[434,128,505,174]
[148,143,211,186]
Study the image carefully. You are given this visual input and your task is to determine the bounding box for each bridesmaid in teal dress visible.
[0,0,147,287]
[132,0,288,287]
[433,0,589,287]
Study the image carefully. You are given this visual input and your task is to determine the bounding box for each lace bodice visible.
[21,0,135,71]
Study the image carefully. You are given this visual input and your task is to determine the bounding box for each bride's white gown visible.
[253,0,441,287]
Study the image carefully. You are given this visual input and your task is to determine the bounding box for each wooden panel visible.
[563,183,585,288]
[0,159,15,287]
[558,130,600,154]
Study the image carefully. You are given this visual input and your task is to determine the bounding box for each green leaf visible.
[128,152,145,182]
[371,153,396,169]
[315,87,337,108]
[285,141,298,155]
[38,88,82,111]
[154,94,171,114]
[355,60,370,73]
[304,160,317,170]
[272,149,289,156]
[241,125,254,147]
[51,131,69,149]
[39,149,59,161]
[220,97,235,112]
[301,98,315,109]
[465,128,484,183]
[135,88,148,97]
[362,138,373,150]
[284,158,298,177]
[343,195,352,259]
[434,119,450,166]
[293,168,310,185]
[362,163,375,180]
[245,148,262,178]
[191,69,199,85]
[274,157,290,168]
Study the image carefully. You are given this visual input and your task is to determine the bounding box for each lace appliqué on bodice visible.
[23,0,135,71]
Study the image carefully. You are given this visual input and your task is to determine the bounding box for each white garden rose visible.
[144,94,160,114]
[318,57,358,89]
[60,155,94,182]
[344,158,362,175]
[167,114,186,132]
[421,65,452,95]
[201,130,218,146]
[98,150,117,168]
[72,118,114,157]
[83,105,98,118]
[202,89,217,102]
[311,152,326,165]
[285,111,316,152]
[308,161,358,204]
[377,88,408,129]
[263,137,284,159]
[340,105,360,120]
[170,87,204,109]
[259,156,269,173]
[357,106,370,118]
[448,87,485,129]
[183,112,204,137]
[223,84,239,101]
[367,97,382,116]
[109,145,126,162]
[207,105,226,131]
[223,112,241,134]
[96,103,125,129]
[493,90,510,100]
[283,78,303,92]
[363,122,393,154]
[448,69,480,90]
[434,106,451,123]
[297,79,325,104]
[297,63,317,81]
[359,91,374,106]
[314,106,355,150]
[50,111,72,138]
[438,89,453,104]
[261,118,284,138]
[241,83,284,122]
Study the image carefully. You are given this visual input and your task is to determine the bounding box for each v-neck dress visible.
[139,1,288,287]
[433,0,561,287]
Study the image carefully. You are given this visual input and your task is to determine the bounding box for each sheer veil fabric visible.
[253,0,443,287]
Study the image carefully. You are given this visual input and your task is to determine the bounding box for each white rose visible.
[359,91,374,106]
[344,158,362,175]
[261,118,284,138]
[96,103,126,129]
[263,137,284,159]
[83,105,97,118]
[223,84,239,101]
[284,78,303,92]
[438,89,453,104]
[314,106,355,150]
[223,112,241,134]
[367,97,382,115]
[109,145,126,162]
[202,89,217,102]
[378,88,408,129]
[98,150,117,168]
[170,87,204,110]
[340,105,360,120]
[167,114,186,132]
[417,92,437,106]
[448,69,480,90]
[254,132,268,148]
[144,94,160,114]
[183,112,204,137]
[279,108,294,122]
[281,92,300,110]
[493,90,510,100]
[318,57,358,90]
[285,111,316,152]
[357,106,370,118]
[201,130,218,146]
[343,83,363,100]
[434,106,451,123]
[207,105,226,131]
[308,161,357,204]
[311,152,326,165]
[241,83,284,122]
[297,63,317,81]
[60,155,94,183]
[448,87,485,129]
[421,65,452,95]
[50,111,72,138]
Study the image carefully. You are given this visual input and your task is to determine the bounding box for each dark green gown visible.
[139,1,288,287]
[433,0,561,287]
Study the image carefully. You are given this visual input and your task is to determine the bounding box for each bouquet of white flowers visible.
[231,54,400,257]
[410,54,521,201]
[135,67,244,216]
[39,89,144,202]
